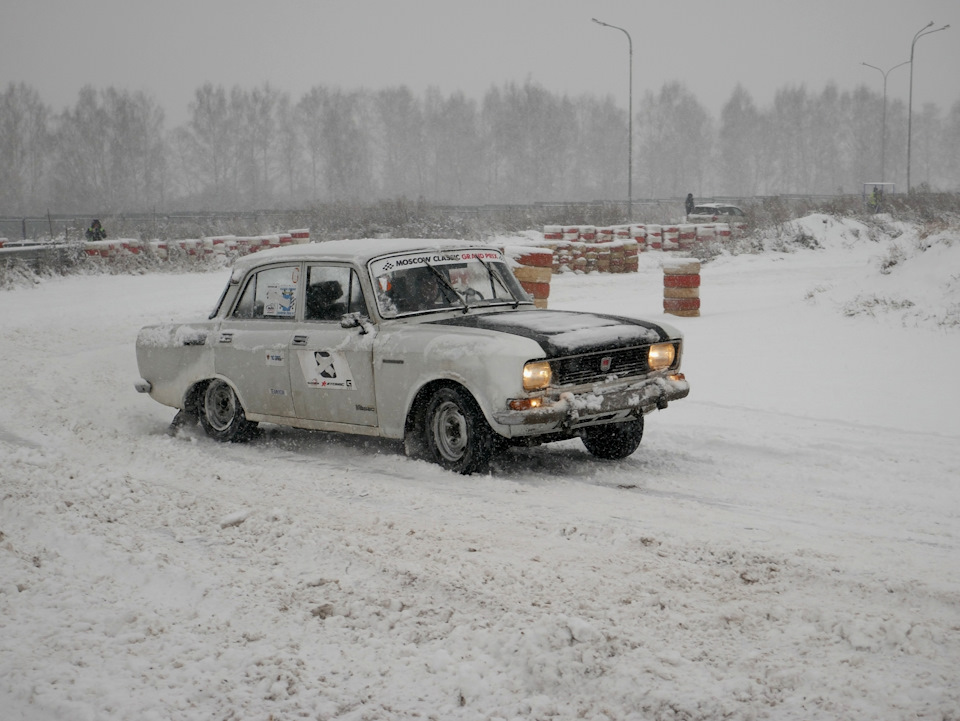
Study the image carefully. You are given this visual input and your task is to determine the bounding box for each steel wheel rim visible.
[205,381,236,432]
[432,400,467,461]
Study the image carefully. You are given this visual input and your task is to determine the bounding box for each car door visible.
[289,264,378,427]
[214,263,300,418]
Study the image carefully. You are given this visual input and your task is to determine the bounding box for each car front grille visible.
[551,346,653,386]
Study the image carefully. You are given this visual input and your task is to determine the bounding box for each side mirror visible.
[340,312,372,335]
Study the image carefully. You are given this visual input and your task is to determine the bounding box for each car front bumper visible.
[492,374,689,433]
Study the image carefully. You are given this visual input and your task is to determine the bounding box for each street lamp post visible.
[861,60,909,183]
[592,17,633,218]
[907,21,950,192]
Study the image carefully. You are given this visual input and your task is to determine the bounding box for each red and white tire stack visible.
[543,225,563,242]
[695,224,716,245]
[646,224,663,251]
[631,225,647,252]
[678,224,697,251]
[596,244,611,273]
[662,258,701,318]
[505,246,553,309]
[662,225,680,251]
[623,239,639,273]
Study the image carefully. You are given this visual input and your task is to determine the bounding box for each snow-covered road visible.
[2,217,959,720]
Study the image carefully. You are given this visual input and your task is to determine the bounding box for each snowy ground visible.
[1,215,959,720]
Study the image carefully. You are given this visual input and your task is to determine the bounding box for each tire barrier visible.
[662,257,701,317]
[543,225,563,241]
[502,245,553,308]
[540,214,747,262]
[695,224,716,244]
[662,225,680,251]
[81,230,311,262]
[645,224,663,250]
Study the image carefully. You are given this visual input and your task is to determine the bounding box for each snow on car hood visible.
[429,310,671,357]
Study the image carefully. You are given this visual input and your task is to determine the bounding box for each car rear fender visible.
[136,322,218,410]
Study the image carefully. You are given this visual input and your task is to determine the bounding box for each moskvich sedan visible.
[135,239,689,474]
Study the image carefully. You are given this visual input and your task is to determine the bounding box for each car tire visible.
[198,379,258,443]
[581,417,644,460]
[423,386,494,475]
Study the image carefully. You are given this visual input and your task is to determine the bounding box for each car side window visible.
[232,265,301,319]
[304,265,367,321]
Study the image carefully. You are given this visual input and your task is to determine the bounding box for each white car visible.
[687,203,746,223]
[135,239,689,473]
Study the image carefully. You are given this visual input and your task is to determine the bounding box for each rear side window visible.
[232,265,301,319]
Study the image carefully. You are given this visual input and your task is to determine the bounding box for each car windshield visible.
[369,249,530,318]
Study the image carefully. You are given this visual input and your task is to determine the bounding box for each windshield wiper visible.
[476,256,521,308]
[423,262,471,313]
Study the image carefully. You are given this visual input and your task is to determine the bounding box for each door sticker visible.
[265,350,285,366]
[264,284,297,317]
[299,350,355,390]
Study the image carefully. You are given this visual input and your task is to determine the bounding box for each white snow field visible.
[1,215,959,720]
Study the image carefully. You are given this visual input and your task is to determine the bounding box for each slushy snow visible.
[1,214,958,720]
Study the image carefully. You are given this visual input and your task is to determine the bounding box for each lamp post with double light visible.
[907,21,949,192]
[861,60,909,183]
[592,17,633,217]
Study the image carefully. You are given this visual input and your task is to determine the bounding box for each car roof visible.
[230,238,494,274]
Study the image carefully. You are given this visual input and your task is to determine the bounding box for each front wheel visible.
[198,379,258,442]
[422,386,495,475]
[581,417,644,460]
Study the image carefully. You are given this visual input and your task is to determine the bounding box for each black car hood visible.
[429,309,670,358]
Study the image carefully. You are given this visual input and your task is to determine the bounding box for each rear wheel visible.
[581,417,644,460]
[198,379,258,442]
[423,386,495,475]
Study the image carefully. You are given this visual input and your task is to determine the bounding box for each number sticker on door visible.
[298,350,355,389]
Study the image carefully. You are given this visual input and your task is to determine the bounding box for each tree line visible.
[2,79,958,216]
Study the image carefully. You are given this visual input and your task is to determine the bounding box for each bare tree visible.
[0,82,50,215]
[276,93,302,204]
[374,86,426,199]
[718,85,762,196]
[423,88,483,204]
[568,95,627,201]
[320,89,374,201]
[49,86,166,212]
[297,87,328,201]
[637,82,712,199]
[481,81,576,204]
[180,84,239,208]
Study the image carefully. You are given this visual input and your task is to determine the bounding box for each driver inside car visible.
[395,269,457,312]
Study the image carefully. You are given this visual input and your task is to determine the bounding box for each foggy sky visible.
[4,0,959,125]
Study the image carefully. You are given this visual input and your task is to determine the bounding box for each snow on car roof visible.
[230,238,494,274]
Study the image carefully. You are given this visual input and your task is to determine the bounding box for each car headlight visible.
[522,360,552,391]
[648,343,676,371]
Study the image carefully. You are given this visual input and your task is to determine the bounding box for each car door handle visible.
[218,332,233,344]
[292,335,308,346]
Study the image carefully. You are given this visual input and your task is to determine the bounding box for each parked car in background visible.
[135,239,689,474]
[687,203,746,223]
